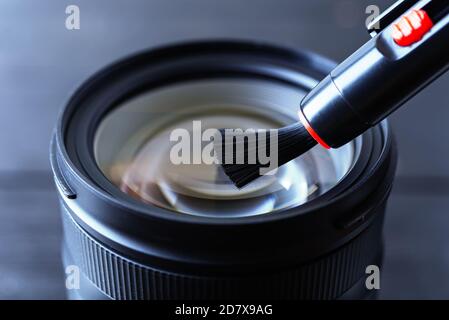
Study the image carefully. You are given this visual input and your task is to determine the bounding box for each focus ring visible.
[62,204,383,300]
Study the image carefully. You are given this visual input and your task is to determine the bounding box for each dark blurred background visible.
[1,0,448,299]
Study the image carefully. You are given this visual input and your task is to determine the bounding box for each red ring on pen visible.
[298,110,331,149]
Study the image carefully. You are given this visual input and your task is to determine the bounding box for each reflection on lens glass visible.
[94,80,355,218]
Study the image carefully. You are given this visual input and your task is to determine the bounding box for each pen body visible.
[300,2,449,148]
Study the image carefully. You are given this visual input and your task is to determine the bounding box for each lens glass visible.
[94,79,356,218]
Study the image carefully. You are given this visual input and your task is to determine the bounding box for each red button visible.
[392,9,433,46]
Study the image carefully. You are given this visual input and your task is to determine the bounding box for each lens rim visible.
[60,41,372,223]
[51,41,397,270]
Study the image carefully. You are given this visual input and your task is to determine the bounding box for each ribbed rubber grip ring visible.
[61,204,384,300]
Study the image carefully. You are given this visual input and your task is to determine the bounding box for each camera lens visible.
[51,41,397,300]
[94,80,356,218]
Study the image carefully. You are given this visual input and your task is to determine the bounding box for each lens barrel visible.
[51,41,397,300]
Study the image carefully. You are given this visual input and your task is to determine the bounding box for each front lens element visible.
[94,79,355,218]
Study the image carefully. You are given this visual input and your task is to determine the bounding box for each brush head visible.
[214,122,317,188]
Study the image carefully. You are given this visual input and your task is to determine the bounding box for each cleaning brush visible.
[215,1,449,188]
[214,123,316,188]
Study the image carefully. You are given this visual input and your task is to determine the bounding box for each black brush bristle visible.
[214,122,317,188]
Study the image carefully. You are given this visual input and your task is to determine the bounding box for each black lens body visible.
[50,41,397,300]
